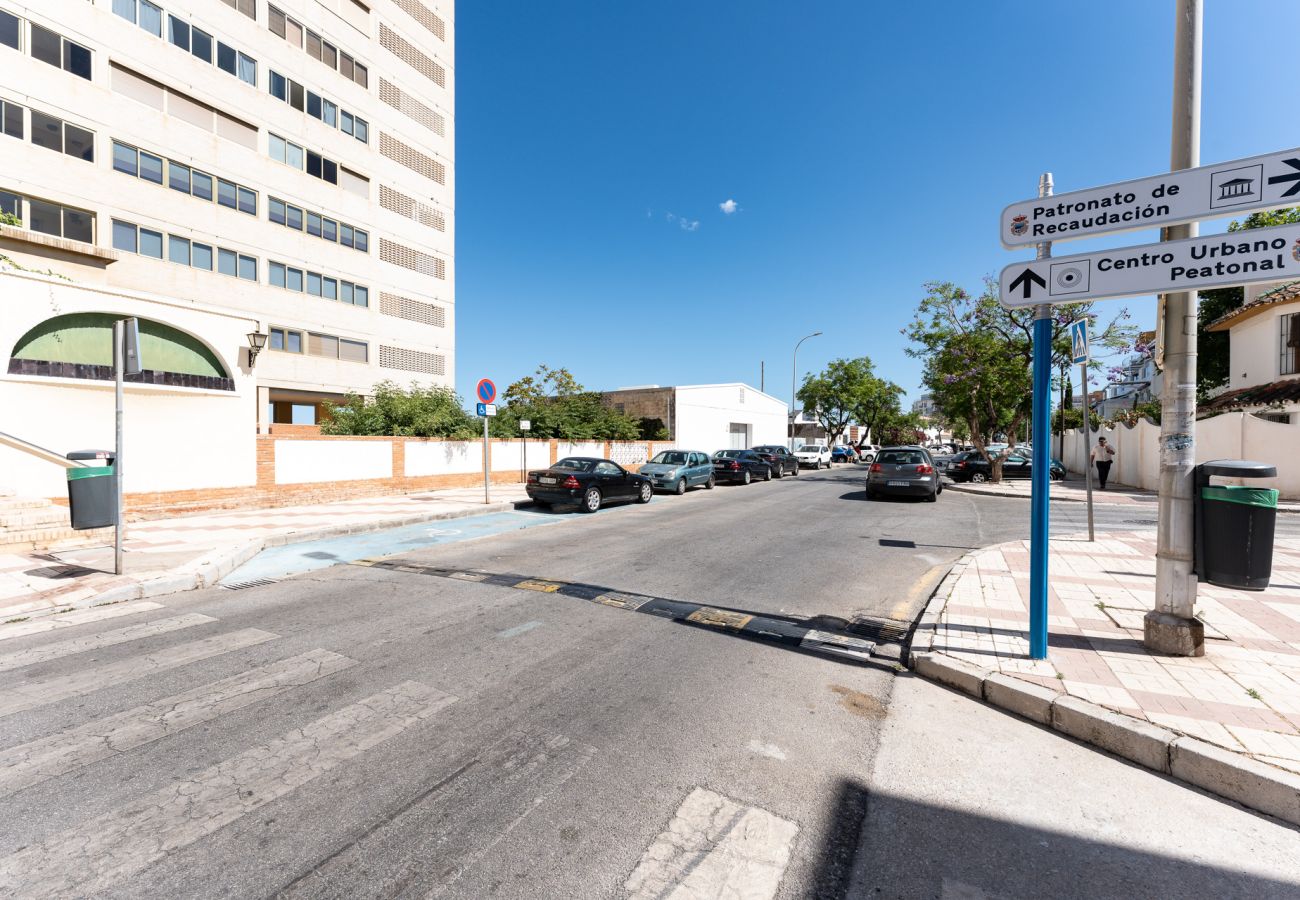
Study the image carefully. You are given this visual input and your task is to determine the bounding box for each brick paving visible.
[915,529,1300,774]
[0,486,528,619]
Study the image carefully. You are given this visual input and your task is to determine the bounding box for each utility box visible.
[1194,459,1278,591]
[66,450,116,530]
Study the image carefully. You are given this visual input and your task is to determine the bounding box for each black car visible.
[750,445,800,478]
[526,457,653,512]
[946,450,1065,483]
[712,449,771,484]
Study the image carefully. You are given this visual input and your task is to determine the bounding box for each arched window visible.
[9,313,233,390]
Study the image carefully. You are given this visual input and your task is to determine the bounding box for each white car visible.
[794,444,832,469]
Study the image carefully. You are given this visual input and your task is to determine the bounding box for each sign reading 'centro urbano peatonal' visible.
[998,222,1300,309]
[1000,148,1300,247]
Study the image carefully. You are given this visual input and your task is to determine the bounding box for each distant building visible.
[1096,330,1161,419]
[911,394,938,417]
[601,383,788,450]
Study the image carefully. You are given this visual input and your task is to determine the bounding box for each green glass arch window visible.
[11,313,229,381]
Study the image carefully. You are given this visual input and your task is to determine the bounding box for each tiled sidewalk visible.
[913,530,1300,776]
[946,477,1300,512]
[0,485,529,618]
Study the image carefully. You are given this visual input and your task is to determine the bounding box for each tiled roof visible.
[1200,378,1300,412]
[1208,280,1300,331]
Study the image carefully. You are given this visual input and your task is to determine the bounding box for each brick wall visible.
[73,435,673,519]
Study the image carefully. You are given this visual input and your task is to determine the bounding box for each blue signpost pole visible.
[1029,172,1053,660]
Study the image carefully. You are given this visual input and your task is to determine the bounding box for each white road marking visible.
[496,620,543,639]
[0,680,457,898]
[625,787,799,900]
[0,613,216,673]
[747,740,787,760]
[0,628,277,718]
[0,649,355,799]
[0,601,165,642]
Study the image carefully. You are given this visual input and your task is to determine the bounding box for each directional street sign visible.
[475,379,496,405]
[1001,147,1300,248]
[1069,319,1089,364]
[999,220,1300,309]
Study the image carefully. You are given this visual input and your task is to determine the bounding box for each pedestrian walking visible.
[1090,436,1116,490]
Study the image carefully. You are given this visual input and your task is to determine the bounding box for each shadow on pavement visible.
[840,782,1300,898]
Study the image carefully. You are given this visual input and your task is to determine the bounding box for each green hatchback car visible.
[638,450,716,494]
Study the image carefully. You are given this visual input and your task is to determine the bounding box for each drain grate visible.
[221,578,278,591]
[848,616,912,644]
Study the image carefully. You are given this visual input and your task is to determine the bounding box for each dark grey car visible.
[865,446,941,501]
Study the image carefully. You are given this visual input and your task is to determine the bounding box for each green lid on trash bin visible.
[66,466,113,481]
[1200,485,1278,508]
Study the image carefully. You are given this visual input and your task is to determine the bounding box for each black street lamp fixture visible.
[247,330,268,367]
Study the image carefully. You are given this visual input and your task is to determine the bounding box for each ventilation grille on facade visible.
[378,23,445,87]
[379,238,446,279]
[378,78,445,136]
[379,185,446,231]
[379,346,446,375]
[380,291,447,328]
[391,0,445,40]
[379,133,446,185]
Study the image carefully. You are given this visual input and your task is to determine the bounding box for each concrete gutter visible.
[943,480,1300,514]
[33,499,536,613]
[908,561,1300,827]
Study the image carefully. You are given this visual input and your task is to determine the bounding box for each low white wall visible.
[1063,412,1300,498]
[404,440,483,477]
[275,440,391,485]
[490,441,552,471]
[557,442,605,458]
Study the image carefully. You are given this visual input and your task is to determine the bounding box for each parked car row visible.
[944,449,1065,483]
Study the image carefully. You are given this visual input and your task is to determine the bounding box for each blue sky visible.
[453,2,1297,409]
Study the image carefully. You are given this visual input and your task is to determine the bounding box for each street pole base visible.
[1142,611,1205,657]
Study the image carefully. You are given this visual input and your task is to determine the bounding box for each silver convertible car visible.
[638,450,716,494]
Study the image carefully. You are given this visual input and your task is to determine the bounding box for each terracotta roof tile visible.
[1208,280,1300,330]
[1200,378,1300,412]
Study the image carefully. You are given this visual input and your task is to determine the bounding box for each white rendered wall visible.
[673,384,788,452]
[274,439,391,484]
[403,440,481,476]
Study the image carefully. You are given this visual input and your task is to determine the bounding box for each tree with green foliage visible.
[796,357,903,447]
[321,381,479,438]
[490,365,641,441]
[905,279,1132,482]
[1197,208,1300,402]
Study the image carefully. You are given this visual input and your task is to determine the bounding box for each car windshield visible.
[715,450,743,459]
[650,452,688,465]
[878,451,926,465]
[552,458,595,471]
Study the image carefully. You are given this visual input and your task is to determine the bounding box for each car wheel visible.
[971,472,989,484]
[581,487,602,513]
[865,486,876,500]
[763,467,772,481]
[637,482,653,504]
[742,470,752,485]
[792,465,799,476]
[772,465,782,478]
[674,478,687,495]
[926,488,938,502]
[706,476,715,490]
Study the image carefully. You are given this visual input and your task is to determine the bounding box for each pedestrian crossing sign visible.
[1069,318,1089,364]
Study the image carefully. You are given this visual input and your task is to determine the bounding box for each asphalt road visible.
[1,465,1297,898]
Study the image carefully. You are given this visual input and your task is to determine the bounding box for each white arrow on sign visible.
[999,221,1300,309]
[1001,147,1300,248]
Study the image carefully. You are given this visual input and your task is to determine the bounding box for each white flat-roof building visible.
[602,383,788,451]
[1,0,453,494]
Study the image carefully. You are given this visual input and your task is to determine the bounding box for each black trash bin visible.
[1195,460,1278,591]
[66,450,116,530]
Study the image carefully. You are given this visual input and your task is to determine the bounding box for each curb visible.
[908,558,1300,827]
[19,499,534,614]
[942,481,1300,514]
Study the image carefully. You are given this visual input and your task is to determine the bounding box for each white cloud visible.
[666,212,700,232]
[719,198,739,215]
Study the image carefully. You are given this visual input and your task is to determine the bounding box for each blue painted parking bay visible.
[220,510,559,585]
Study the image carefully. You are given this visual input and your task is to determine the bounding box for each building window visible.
[113,140,256,214]
[270,327,303,354]
[0,100,20,141]
[221,0,257,20]
[5,192,95,243]
[120,2,256,87]
[112,217,257,279]
[1283,313,1300,377]
[28,109,94,162]
[267,196,367,253]
[266,5,369,88]
[0,189,21,224]
[268,134,346,185]
[0,10,20,50]
[268,259,367,305]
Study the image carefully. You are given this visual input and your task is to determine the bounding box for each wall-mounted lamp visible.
[247,330,268,367]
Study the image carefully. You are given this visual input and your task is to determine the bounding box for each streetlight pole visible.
[790,331,822,451]
[1147,0,1203,657]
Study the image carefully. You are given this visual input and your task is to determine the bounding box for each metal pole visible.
[790,332,822,451]
[482,414,490,504]
[1147,0,1203,656]
[760,360,764,393]
[1080,360,1095,542]
[1029,172,1053,660]
[113,320,124,576]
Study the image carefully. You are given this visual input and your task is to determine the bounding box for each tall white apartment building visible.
[0,0,453,495]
